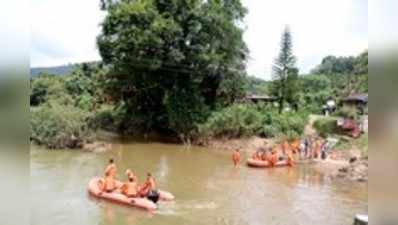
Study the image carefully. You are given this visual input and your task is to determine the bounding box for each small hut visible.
[342,93,368,115]
[245,94,278,104]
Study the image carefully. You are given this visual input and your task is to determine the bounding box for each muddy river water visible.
[30,139,367,225]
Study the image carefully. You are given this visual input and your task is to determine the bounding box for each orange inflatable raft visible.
[246,158,289,168]
[88,177,175,211]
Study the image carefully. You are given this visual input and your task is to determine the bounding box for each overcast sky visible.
[30,0,368,80]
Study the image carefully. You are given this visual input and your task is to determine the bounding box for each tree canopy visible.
[97,0,248,138]
[311,50,368,75]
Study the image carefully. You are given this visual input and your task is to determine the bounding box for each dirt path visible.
[304,114,321,136]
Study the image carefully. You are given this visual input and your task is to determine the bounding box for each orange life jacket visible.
[123,181,138,196]
[104,176,116,191]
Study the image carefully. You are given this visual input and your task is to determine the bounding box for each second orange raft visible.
[246,158,290,168]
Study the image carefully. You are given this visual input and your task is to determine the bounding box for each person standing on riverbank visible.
[320,140,328,160]
[313,138,322,159]
[303,137,309,158]
[232,149,241,167]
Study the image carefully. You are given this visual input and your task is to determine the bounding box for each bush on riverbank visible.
[30,74,72,106]
[334,106,358,119]
[197,104,263,139]
[196,104,308,141]
[30,103,93,149]
[313,117,339,138]
[89,106,116,131]
[262,111,308,140]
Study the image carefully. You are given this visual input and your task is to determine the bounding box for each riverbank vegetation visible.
[196,104,308,142]
[30,0,368,150]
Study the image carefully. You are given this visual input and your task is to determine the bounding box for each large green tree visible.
[271,26,299,113]
[97,0,247,138]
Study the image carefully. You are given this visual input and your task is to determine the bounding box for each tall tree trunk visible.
[279,98,284,113]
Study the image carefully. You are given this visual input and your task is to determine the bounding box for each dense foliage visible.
[245,50,368,114]
[97,0,248,139]
[313,117,339,138]
[30,74,69,106]
[30,63,106,148]
[30,103,93,149]
[244,76,270,95]
[197,104,308,141]
[197,104,263,139]
[311,50,368,75]
[333,106,358,119]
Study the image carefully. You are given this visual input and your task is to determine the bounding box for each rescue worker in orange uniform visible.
[100,171,117,194]
[269,149,278,167]
[282,140,290,156]
[138,173,157,197]
[287,151,295,167]
[105,158,117,179]
[121,177,139,198]
[232,149,241,167]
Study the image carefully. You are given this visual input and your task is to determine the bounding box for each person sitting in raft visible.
[232,149,241,167]
[261,150,269,161]
[99,171,117,194]
[269,149,278,167]
[138,173,160,203]
[105,158,117,179]
[125,169,137,182]
[251,150,259,160]
[287,151,295,167]
[282,140,290,156]
[121,176,139,198]
[139,173,157,197]
[253,149,265,160]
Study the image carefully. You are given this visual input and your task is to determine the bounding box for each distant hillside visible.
[244,76,270,95]
[30,64,77,77]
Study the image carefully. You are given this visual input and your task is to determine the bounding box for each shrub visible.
[30,103,93,149]
[262,124,278,138]
[76,93,94,111]
[89,105,126,132]
[261,111,307,140]
[334,106,357,119]
[197,104,263,139]
[90,108,114,130]
[286,130,300,141]
[313,117,339,138]
[196,104,308,140]
[30,74,69,106]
